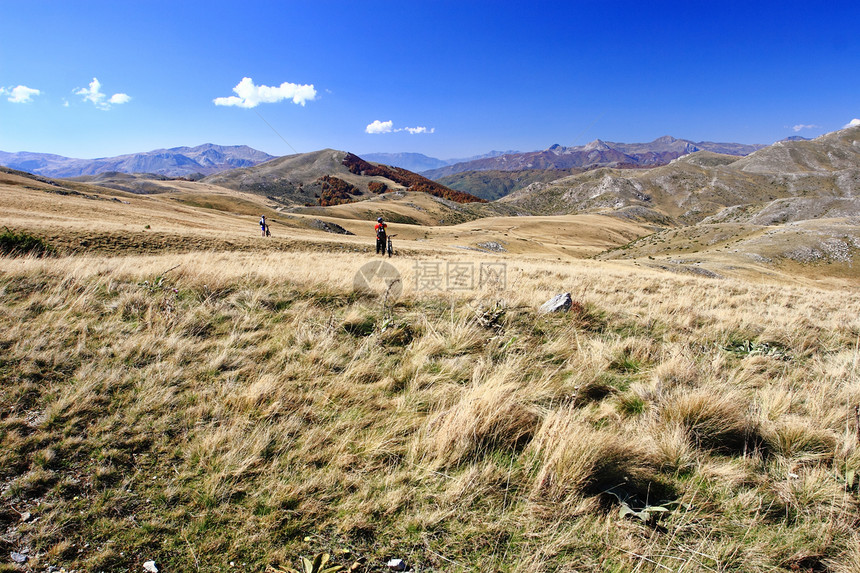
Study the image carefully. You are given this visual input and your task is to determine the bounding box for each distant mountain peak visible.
[584,139,611,151]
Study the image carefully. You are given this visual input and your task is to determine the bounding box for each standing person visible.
[260,215,267,237]
[375,217,387,255]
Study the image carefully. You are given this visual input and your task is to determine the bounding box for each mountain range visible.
[0,144,276,178]
[421,136,768,179]
[501,127,859,225]
[1,136,769,183]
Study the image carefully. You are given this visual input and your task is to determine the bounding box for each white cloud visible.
[844,118,860,128]
[366,120,394,134]
[1,85,41,103]
[109,93,131,104]
[792,124,819,132]
[75,78,105,105]
[366,120,435,135]
[213,77,317,108]
[404,126,435,135]
[75,77,131,109]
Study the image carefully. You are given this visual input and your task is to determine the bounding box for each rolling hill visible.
[2,141,859,572]
[202,149,485,207]
[2,127,857,282]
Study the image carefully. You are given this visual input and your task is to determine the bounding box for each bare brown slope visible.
[732,126,860,174]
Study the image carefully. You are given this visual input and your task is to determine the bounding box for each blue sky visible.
[2,0,858,160]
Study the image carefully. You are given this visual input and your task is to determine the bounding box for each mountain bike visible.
[386,234,397,258]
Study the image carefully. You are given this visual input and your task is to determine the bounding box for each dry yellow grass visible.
[1,245,858,571]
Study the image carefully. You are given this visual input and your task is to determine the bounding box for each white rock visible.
[386,558,406,571]
[539,292,572,314]
[11,552,28,563]
[143,561,158,573]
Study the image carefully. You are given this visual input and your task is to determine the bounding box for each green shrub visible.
[0,227,54,257]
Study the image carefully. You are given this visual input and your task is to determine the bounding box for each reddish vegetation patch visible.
[343,153,486,203]
[317,175,361,206]
[368,180,388,194]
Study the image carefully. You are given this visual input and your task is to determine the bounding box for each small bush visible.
[0,227,54,257]
[368,180,388,194]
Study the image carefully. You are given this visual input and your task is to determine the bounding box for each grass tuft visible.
[658,388,765,455]
[528,408,663,507]
[425,359,541,467]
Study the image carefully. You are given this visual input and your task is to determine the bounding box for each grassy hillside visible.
[2,249,859,572]
[0,170,654,262]
[732,127,860,174]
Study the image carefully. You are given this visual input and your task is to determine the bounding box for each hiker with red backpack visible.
[375,217,387,255]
